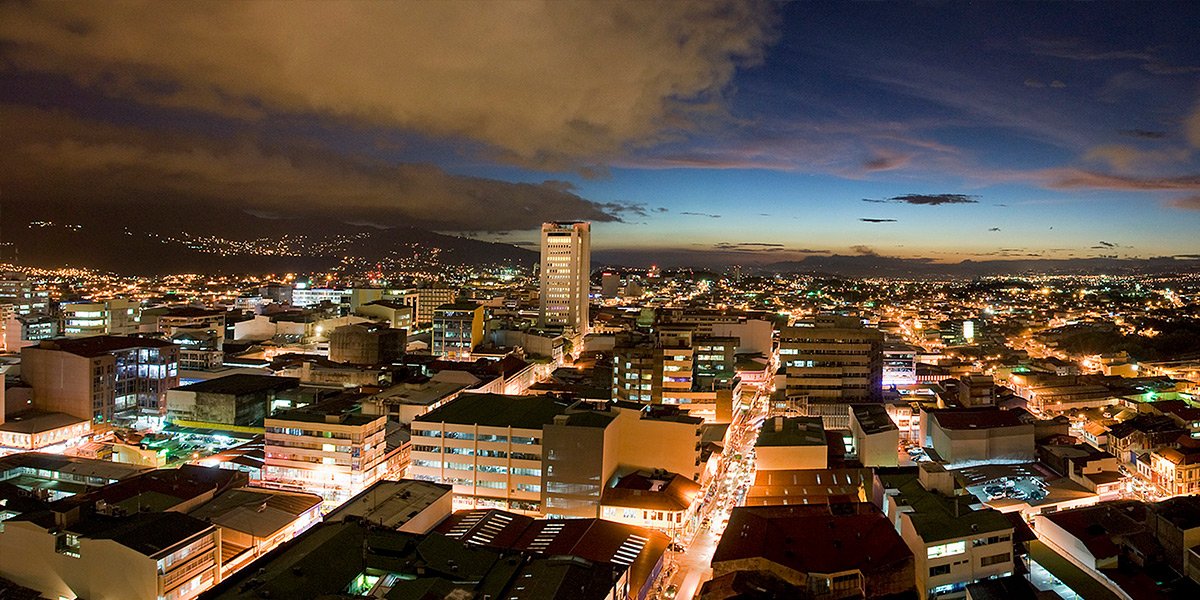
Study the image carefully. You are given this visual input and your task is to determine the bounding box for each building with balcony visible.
[261,394,389,506]
[0,509,221,600]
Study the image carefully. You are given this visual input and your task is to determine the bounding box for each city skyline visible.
[2,2,1199,270]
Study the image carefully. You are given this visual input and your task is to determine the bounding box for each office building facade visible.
[538,221,590,334]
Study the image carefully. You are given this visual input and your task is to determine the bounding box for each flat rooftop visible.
[325,479,451,529]
[31,335,175,357]
[174,374,300,396]
[755,416,826,447]
[415,393,572,430]
[876,467,1014,543]
[851,403,898,434]
[0,410,88,435]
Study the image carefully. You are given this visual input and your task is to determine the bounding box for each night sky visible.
[2,1,1199,265]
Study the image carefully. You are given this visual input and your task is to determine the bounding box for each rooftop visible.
[30,335,176,358]
[0,410,87,435]
[267,392,379,427]
[174,374,300,396]
[712,504,913,577]
[189,487,322,538]
[927,407,1028,430]
[0,452,152,482]
[324,479,452,529]
[755,416,826,448]
[601,471,700,512]
[876,467,1014,542]
[415,393,573,430]
[851,403,898,434]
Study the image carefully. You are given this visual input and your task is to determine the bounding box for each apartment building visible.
[261,395,389,506]
[62,299,141,337]
[431,301,484,360]
[0,510,221,600]
[21,336,180,422]
[409,394,703,518]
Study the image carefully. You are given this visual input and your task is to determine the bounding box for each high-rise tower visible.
[538,221,590,334]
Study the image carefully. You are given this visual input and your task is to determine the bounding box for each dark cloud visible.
[1119,129,1168,140]
[680,211,722,218]
[0,105,621,231]
[988,227,1001,231]
[862,152,911,172]
[1096,241,1116,248]
[859,218,898,223]
[0,1,778,167]
[863,194,979,205]
[711,242,788,253]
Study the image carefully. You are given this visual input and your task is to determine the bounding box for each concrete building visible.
[599,470,700,539]
[324,479,453,533]
[166,374,300,430]
[327,322,405,365]
[289,286,348,309]
[187,486,323,578]
[922,407,1035,465]
[359,377,469,425]
[875,466,1017,599]
[850,403,900,467]
[613,331,664,404]
[538,221,591,334]
[541,402,703,519]
[601,271,620,299]
[779,316,883,429]
[883,341,919,386]
[709,504,916,599]
[410,394,703,518]
[410,393,561,514]
[4,313,58,351]
[352,299,413,330]
[959,374,996,407]
[261,396,389,506]
[149,307,227,337]
[0,452,153,500]
[0,510,221,600]
[754,416,828,471]
[0,271,49,316]
[0,410,91,455]
[21,336,180,422]
[62,299,141,337]
[431,301,483,360]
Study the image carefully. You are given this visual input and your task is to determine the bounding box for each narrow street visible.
[655,382,771,599]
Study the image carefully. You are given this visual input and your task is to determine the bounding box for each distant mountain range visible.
[1,207,537,275]
[592,249,1200,277]
[3,201,1197,277]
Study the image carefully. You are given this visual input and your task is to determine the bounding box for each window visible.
[929,564,951,577]
[927,541,965,559]
[55,533,81,558]
[980,553,1010,567]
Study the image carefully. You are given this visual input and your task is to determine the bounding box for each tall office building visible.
[779,316,883,429]
[538,221,590,334]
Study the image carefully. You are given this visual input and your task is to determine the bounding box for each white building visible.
[538,221,590,334]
